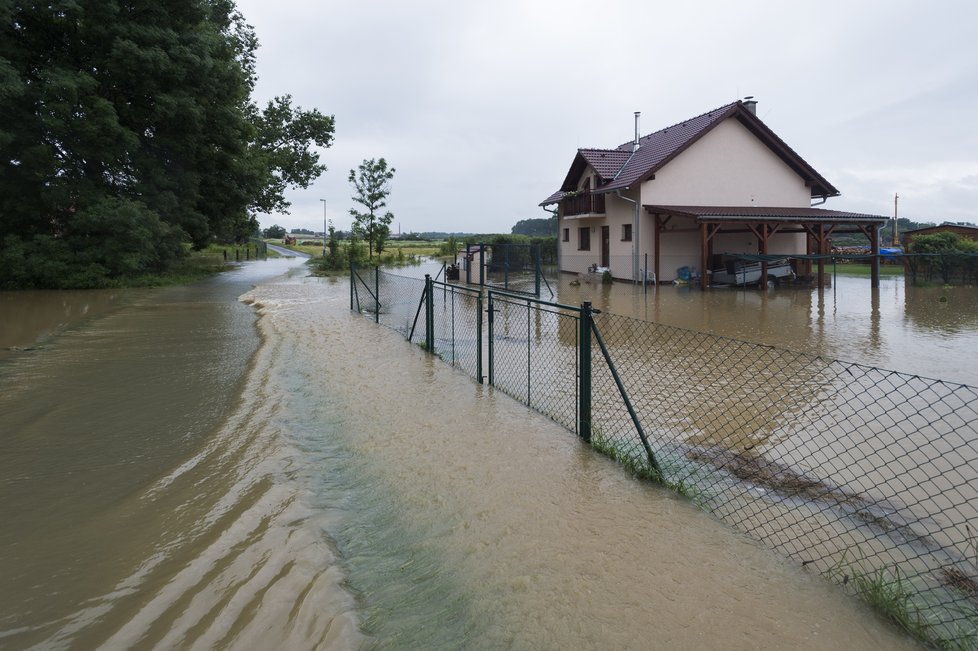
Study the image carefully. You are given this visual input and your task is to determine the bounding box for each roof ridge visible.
[617,101,740,150]
[579,146,630,153]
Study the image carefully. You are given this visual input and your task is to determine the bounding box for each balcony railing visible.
[562,190,606,216]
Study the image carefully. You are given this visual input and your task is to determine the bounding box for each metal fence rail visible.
[349,266,978,648]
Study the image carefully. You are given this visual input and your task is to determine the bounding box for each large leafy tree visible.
[348,158,395,258]
[0,0,334,288]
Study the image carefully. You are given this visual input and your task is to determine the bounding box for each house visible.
[541,99,889,289]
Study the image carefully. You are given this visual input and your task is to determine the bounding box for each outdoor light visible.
[320,198,327,257]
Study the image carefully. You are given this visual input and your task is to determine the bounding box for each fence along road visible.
[351,265,978,649]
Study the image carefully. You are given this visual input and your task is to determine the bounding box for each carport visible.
[645,205,890,289]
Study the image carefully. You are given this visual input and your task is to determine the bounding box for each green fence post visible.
[487,291,495,385]
[374,266,380,324]
[534,243,541,298]
[579,301,592,443]
[525,297,531,404]
[350,264,354,311]
[477,292,484,383]
[425,274,434,352]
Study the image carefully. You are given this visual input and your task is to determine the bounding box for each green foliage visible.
[264,224,287,238]
[249,95,335,215]
[0,1,334,287]
[907,232,978,284]
[439,236,459,257]
[0,198,185,288]
[349,158,395,258]
[327,220,339,258]
[511,216,557,237]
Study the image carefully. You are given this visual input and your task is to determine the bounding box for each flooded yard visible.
[557,272,978,386]
[0,260,928,648]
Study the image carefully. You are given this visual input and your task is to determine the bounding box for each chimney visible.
[743,96,757,115]
[633,111,641,151]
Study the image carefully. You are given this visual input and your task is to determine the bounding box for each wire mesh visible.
[349,266,978,647]
[466,242,544,296]
[351,268,484,381]
[590,310,978,647]
[428,280,482,381]
[352,266,428,338]
[488,292,579,433]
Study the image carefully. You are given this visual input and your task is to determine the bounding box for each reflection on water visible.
[557,274,978,385]
[0,289,137,359]
[0,262,921,649]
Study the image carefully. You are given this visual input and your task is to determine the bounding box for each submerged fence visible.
[350,266,978,649]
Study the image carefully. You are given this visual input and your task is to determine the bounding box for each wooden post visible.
[870,224,881,288]
[700,222,710,290]
[759,223,769,286]
[653,214,661,285]
[815,224,825,288]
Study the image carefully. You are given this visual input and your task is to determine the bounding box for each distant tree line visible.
[0,1,334,288]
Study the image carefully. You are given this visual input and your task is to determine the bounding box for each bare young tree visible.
[348,158,395,258]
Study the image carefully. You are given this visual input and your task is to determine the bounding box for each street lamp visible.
[320,199,327,257]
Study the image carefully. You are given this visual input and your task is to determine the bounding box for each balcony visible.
[562,190,606,217]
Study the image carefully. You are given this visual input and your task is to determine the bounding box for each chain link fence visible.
[352,267,483,382]
[589,311,978,648]
[487,293,580,433]
[350,266,978,648]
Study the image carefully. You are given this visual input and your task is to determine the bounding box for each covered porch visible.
[645,206,889,290]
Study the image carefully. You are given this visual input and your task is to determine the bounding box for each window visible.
[622,224,632,241]
[578,227,590,251]
[562,228,570,242]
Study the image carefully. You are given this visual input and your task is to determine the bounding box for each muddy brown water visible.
[0,261,927,649]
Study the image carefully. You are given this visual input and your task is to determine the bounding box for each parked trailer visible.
[710,258,795,286]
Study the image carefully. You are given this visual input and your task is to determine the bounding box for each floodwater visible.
[557,272,978,386]
[0,259,922,649]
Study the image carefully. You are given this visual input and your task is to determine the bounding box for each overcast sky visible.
[236,0,978,235]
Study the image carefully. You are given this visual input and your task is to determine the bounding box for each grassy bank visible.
[275,239,446,260]
[113,243,267,287]
[832,263,905,278]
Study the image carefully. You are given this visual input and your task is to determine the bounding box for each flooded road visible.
[0,261,922,649]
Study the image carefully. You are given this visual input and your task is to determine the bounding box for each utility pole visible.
[893,193,899,246]
[320,199,327,257]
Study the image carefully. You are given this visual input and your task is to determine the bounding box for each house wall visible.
[640,118,813,208]
[558,192,636,277]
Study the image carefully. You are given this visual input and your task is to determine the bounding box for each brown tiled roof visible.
[644,205,887,223]
[540,190,565,206]
[579,149,633,181]
[541,100,840,205]
[601,103,741,192]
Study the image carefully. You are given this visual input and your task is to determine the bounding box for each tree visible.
[264,224,287,239]
[512,216,557,237]
[0,1,335,288]
[348,158,395,258]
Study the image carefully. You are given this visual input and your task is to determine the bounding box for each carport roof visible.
[644,205,888,223]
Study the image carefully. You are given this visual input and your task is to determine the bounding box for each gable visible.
[644,118,814,207]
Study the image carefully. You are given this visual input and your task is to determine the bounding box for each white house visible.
[541,99,888,289]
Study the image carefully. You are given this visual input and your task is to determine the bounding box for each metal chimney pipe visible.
[633,112,641,151]
[743,96,757,115]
